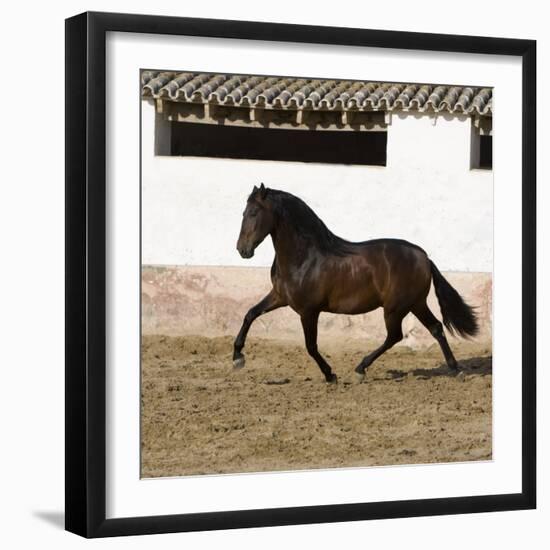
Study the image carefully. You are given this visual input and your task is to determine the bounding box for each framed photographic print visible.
[65,11,536,538]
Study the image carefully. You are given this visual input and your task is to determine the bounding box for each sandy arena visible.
[141,335,492,478]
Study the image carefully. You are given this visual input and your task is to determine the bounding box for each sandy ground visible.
[141,335,492,478]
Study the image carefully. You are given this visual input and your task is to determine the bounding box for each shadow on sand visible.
[382,355,492,381]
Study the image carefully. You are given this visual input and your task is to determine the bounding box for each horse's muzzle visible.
[238,247,255,259]
[237,238,257,258]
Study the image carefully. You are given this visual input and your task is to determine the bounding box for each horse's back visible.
[356,237,427,257]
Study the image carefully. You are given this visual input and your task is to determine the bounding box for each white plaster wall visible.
[142,100,493,272]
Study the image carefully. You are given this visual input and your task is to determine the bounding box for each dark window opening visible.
[470,119,492,170]
[157,120,387,166]
[479,135,492,169]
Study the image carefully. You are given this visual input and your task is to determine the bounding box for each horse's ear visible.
[252,185,259,193]
[259,183,267,199]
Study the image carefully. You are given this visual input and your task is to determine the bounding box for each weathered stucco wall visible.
[141,100,493,347]
[141,266,492,347]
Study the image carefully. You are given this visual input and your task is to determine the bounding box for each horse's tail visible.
[430,260,479,338]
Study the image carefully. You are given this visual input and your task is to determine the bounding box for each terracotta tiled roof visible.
[141,71,492,116]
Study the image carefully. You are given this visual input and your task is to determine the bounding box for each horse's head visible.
[237,183,275,259]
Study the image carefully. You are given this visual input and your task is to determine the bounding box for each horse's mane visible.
[260,188,356,256]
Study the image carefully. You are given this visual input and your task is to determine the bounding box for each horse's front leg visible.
[300,311,337,384]
[233,289,286,369]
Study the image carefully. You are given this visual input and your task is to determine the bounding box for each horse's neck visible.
[271,223,316,271]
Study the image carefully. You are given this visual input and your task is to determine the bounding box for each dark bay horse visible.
[234,184,478,383]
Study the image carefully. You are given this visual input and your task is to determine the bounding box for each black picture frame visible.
[65,11,536,538]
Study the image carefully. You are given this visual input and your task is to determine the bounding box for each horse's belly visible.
[325,290,381,315]
[322,265,381,314]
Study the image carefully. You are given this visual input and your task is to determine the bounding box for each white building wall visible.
[141,100,493,273]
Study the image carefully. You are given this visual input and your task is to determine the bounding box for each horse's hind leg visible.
[412,301,458,370]
[354,309,406,381]
[301,311,337,384]
[233,290,286,369]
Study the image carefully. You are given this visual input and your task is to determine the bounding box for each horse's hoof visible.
[355,371,366,383]
[326,373,338,384]
[233,356,246,370]
[456,371,466,382]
